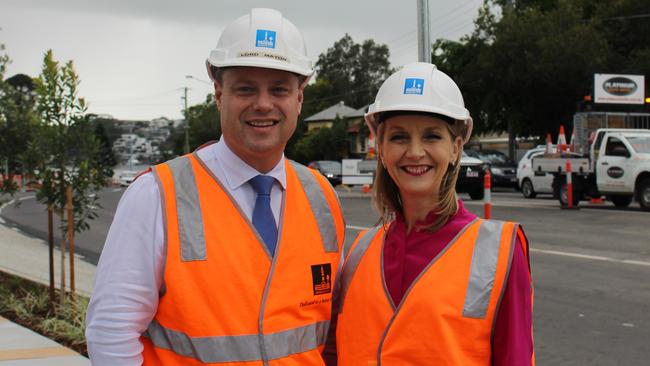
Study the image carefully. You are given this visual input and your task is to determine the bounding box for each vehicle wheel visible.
[636,178,650,211]
[521,179,536,199]
[558,180,580,207]
[469,188,484,200]
[608,195,633,208]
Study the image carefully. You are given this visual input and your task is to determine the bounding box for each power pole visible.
[505,0,516,161]
[183,87,190,155]
[417,0,431,63]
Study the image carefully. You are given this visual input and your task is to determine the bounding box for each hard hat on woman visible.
[365,62,473,143]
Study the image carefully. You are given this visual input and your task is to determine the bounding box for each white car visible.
[118,170,140,187]
[517,147,555,198]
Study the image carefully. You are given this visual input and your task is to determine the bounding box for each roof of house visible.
[304,101,363,122]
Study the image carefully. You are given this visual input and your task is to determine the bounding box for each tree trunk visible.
[48,205,55,305]
[59,212,66,306]
[66,185,75,301]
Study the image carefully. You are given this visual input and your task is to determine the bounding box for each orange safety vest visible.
[336,218,530,366]
[140,150,345,365]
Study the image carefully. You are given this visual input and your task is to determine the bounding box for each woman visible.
[332,63,533,365]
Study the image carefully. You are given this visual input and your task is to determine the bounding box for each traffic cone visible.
[569,126,576,152]
[557,125,567,153]
[545,133,553,154]
[483,169,492,219]
[590,196,604,204]
[362,184,371,193]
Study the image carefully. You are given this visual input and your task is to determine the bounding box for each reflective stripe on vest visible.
[338,225,382,313]
[290,161,339,253]
[168,156,206,261]
[143,319,330,363]
[165,157,339,260]
[339,220,508,319]
[463,219,507,318]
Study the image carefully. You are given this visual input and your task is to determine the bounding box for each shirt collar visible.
[214,138,287,191]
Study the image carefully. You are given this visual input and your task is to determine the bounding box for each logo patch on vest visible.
[310,263,332,295]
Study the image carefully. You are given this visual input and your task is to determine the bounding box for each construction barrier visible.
[484,169,492,219]
[561,159,578,210]
[566,160,573,208]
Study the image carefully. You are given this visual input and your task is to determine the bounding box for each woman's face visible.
[378,114,462,203]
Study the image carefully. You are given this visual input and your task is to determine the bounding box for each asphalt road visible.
[1,187,649,365]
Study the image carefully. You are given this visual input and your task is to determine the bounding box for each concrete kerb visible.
[0,196,93,364]
[0,197,96,297]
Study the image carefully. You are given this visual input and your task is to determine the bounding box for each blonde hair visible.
[372,114,468,231]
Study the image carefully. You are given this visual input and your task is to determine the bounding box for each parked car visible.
[517,147,555,198]
[456,152,487,200]
[118,170,139,187]
[308,160,342,186]
[466,149,518,188]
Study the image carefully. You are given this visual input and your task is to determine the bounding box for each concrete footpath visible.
[0,213,94,365]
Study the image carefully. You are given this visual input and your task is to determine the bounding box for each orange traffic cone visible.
[362,184,371,193]
[557,125,567,153]
[590,196,604,204]
[569,126,576,152]
[545,133,553,154]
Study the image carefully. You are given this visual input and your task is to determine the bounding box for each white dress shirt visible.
[85,139,286,365]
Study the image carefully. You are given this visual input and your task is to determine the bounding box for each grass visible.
[0,270,88,356]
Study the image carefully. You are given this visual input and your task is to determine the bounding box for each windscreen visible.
[627,136,650,153]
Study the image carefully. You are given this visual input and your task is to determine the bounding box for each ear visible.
[451,136,462,165]
[214,81,223,112]
[297,81,305,115]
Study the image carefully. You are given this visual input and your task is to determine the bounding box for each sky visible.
[1,0,484,121]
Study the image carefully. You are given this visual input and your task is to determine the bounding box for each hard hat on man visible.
[206,8,314,82]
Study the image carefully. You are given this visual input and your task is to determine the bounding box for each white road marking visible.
[17,195,35,201]
[530,248,650,267]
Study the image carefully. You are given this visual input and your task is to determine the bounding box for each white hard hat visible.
[206,8,314,81]
[365,62,473,143]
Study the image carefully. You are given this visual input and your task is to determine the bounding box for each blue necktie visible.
[249,175,278,255]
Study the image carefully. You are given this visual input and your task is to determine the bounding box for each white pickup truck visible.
[532,128,650,210]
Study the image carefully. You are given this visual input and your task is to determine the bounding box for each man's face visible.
[215,67,304,172]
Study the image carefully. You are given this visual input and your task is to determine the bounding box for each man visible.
[86,8,345,365]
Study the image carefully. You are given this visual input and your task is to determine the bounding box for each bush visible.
[0,270,88,355]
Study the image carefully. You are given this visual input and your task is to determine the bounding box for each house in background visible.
[303,101,372,159]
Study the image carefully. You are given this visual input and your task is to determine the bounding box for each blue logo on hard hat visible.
[256,29,276,49]
[404,78,425,95]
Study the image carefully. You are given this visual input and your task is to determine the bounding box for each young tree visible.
[25,50,109,297]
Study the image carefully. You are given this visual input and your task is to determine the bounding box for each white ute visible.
[533,127,650,210]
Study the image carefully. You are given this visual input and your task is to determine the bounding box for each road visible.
[1,187,649,365]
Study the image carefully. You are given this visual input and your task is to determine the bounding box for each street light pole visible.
[417,0,431,63]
